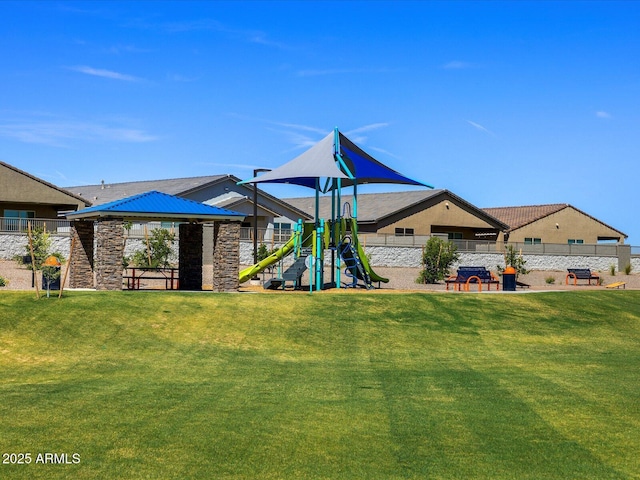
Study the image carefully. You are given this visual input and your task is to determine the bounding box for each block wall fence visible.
[1,232,638,274]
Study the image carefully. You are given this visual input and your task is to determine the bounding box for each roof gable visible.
[284,189,508,230]
[1,161,91,207]
[483,203,627,237]
[66,175,228,205]
[67,190,245,222]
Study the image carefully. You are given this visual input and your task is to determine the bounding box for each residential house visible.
[482,204,627,245]
[0,161,90,232]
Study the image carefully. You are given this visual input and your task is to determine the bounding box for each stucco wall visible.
[509,207,625,244]
[377,197,498,238]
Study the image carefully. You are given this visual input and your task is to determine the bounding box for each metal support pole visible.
[252,168,271,269]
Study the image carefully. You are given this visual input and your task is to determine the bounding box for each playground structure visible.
[238,217,389,290]
[239,127,432,291]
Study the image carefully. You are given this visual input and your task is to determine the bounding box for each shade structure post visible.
[315,218,324,291]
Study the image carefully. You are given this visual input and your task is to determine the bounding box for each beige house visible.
[284,189,508,240]
[0,161,90,230]
[483,204,627,245]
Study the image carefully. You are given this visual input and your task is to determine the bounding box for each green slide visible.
[238,234,296,284]
[348,218,389,284]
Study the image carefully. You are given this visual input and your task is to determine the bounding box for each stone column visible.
[69,220,95,289]
[212,221,241,292]
[95,219,125,291]
[179,223,203,290]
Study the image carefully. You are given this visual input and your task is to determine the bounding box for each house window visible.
[274,222,292,241]
[447,232,463,240]
[395,227,414,236]
[524,237,542,245]
[3,209,35,231]
[568,239,584,244]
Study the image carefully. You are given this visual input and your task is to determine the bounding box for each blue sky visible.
[1,1,638,244]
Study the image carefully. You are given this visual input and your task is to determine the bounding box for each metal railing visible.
[2,218,636,257]
[0,217,71,234]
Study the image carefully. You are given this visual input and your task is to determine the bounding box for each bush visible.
[610,265,616,276]
[0,276,8,287]
[256,244,274,263]
[624,263,633,275]
[545,276,555,285]
[417,237,459,284]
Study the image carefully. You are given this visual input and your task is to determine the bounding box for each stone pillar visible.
[179,223,203,291]
[618,244,631,272]
[95,219,125,291]
[212,221,241,292]
[69,220,95,289]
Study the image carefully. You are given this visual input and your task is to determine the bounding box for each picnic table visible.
[123,267,179,290]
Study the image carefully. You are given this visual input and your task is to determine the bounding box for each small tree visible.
[256,244,272,262]
[127,228,176,268]
[21,227,51,271]
[497,244,529,277]
[417,237,459,284]
[15,227,63,294]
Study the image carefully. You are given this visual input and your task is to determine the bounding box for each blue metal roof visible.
[66,190,245,221]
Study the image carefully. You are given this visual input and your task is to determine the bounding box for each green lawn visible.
[1,290,639,479]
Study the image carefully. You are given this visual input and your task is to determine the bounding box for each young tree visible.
[417,237,460,284]
[497,244,529,277]
[127,228,176,268]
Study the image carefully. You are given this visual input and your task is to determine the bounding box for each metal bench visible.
[446,266,500,292]
[565,268,600,286]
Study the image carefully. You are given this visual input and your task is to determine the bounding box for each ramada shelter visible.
[66,191,245,292]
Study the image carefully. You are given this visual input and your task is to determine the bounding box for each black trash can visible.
[503,266,516,291]
[42,267,61,290]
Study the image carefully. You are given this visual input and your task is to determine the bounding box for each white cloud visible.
[161,19,290,49]
[466,120,496,136]
[596,111,612,119]
[297,68,391,77]
[442,61,474,70]
[68,65,142,82]
[0,114,158,147]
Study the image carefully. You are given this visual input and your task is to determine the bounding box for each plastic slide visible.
[346,218,389,284]
[238,234,296,284]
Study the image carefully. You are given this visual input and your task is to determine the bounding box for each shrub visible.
[545,276,555,285]
[256,244,273,262]
[624,263,633,275]
[610,265,616,276]
[0,276,8,287]
[417,237,459,284]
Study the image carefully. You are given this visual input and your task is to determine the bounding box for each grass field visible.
[1,290,639,479]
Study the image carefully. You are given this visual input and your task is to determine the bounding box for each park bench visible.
[123,267,179,290]
[565,268,600,286]
[446,266,500,292]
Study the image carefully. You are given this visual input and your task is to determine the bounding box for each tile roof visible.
[482,204,568,231]
[284,189,444,222]
[483,203,627,237]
